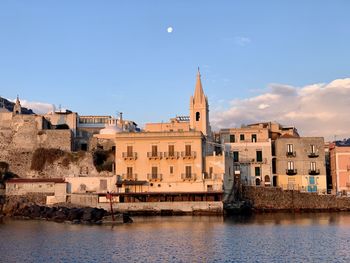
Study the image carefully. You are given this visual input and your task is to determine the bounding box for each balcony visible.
[204,173,222,180]
[147,173,162,181]
[308,152,319,158]
[181,151,197,159]
[308,169,320,175]
[163,151,180,159]
[147,152,163,159]
[122,173,138,181]
[286,169,297,175]
[286,151,296,157]
[181,173,197,180]
[122,152,137,160]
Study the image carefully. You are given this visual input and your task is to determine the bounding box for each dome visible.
[99,124,122,135]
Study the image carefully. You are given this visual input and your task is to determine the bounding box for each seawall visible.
[242,186,350,212]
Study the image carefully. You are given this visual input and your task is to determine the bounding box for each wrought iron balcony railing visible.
[122,173,138,180]
[163,151,180,159]
[286,169,297,175]
[147,152,163,159]
[308,152,319,158]
[181,173,196,180]
[286,151,296,157]
[122,152,137,160]
[308,169,320,175]
[147,173,163,181]
[181,151,197,159]
[204,173,222,180]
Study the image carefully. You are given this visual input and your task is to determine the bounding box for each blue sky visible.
[1,1,350,134]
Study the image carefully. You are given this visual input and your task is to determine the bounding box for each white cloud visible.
[11,98,55,114]
[235,36,251,46]
[258,103,270,110]
[211,78,350,141]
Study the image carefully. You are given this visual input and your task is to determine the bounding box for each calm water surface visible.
[1,213,350,262]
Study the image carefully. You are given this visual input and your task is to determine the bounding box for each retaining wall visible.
[242,186,350,211]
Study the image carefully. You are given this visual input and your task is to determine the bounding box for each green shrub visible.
[30,148,65,171]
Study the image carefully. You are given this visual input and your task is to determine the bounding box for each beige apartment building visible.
[220,127,272,187]
[275,136,327,193]
[96,70,231,197]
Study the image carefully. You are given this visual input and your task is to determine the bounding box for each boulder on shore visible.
[6,204,130,224]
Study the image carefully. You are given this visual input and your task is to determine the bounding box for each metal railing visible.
[286,169,297,175]
[147,152,163,159]
[286,151,296,157]
[204,173,222,180]
[181,151,197,158]
[308,169,320,175]
[181,173,196,180]
[122,152,137,159]
[308,152,319,158]
[122,173,138,180]
[147,173,163,181]
[163,151,180,159]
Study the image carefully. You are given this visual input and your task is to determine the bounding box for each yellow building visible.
[96,70,231,198]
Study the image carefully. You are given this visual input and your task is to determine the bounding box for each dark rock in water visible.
[30,205,42,218]
[44,207,57,219]
[82,207,94,222]
[5,203,131,224]
[123,213,133,223]
[67,208,83,221]
[53,209,67,221]
[91,208,106,222]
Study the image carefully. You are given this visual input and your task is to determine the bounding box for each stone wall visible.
[2,193,48,215]
[37,130,72,151]
[105,201,223,214]
[242,186,350,211]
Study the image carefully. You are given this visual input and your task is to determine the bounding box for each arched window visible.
[196,112,200,121]
[256,178,261,186]
[264,175,270,183]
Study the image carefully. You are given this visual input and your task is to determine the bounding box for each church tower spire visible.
[13,95,22,115]
[190,68,210,136]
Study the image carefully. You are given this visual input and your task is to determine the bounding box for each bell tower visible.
[190,68,210,136]
[13,95,22,115]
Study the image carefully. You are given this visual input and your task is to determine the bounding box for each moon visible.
[167,27,173,33]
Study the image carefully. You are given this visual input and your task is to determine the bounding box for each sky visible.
[1,1,350,140]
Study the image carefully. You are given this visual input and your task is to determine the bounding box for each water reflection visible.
[1,213,350,262]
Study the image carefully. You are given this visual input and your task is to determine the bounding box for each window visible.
[240,134,245,141]
[170,166,174,174]
[151,167,158,179]
[255,167,261,176]
[287,144,293,153]
[196,112,200,121]
[233,151,239,162]
[287,161,294,170]
[311,145,316,153]
[185,145,191,156]
[127,167,133,176]
[185,166,192,177]
[168,145,175,156]
[256,178,261,186]
[127,146,133,157]
[229,134,235,143]
[310,162,316,171]
[152,145,158,157]
[256,150,263,162]
[251,134,257,142]
[100,179,107,191]
[209,167,213,176]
